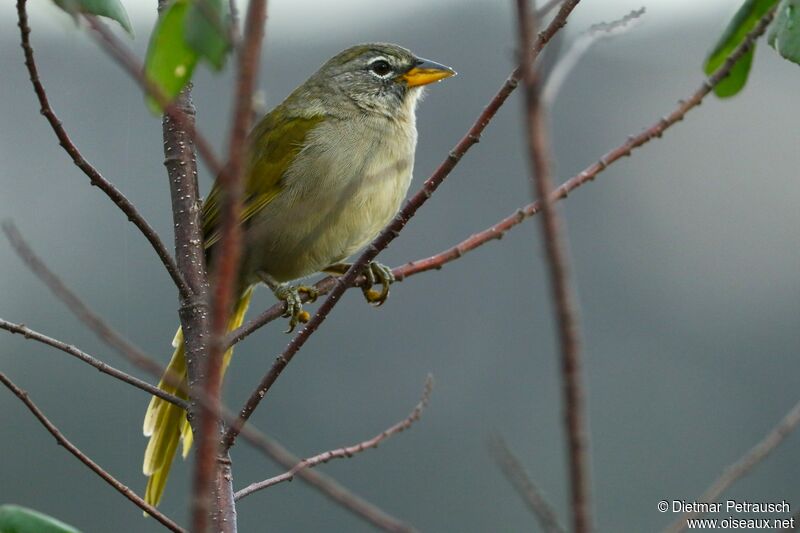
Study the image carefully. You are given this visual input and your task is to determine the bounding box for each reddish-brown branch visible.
[222,0,581,449]
[489,435,565,533]
[193,0,268,530]
[0,372,185,533]
[665,401,800,532]
[235,375,433,501]
[517,1,590,531]
[14,0,191,301]
[0,318,186,409]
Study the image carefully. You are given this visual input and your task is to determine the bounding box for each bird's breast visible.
[244,115,417,282]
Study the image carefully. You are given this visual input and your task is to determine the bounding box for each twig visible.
[665,398,800,533]
[235,375,433,501]
[489,435,565,533]
[228,0,778,351]
[14,0,191,301]
[2,221,171,380]
[228,0,241,46]
[542,7,645,106]
[0,318,186,410]
[516,1,590,531]
[83,15,224,178]
[193,0,268,530]
[0,372,185,533]
[222,0,582,450]
[232,427,417,533]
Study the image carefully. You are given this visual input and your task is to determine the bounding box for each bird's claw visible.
[361,262,394,306]
[274,284,318,333]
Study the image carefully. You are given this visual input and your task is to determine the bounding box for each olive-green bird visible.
[142,43,455,507]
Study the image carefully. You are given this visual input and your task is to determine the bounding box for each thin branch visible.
[542,7,645,106]
[517,2,590,532]
[193,0,268,530]
[83,15,224,178]
[2,221,170,380]
[664,398,800,533]
[222,0,582,450]
[228,0,777,350]
[236,375,433,501]
[0,372,185,533]
[0,318,187,410]
[232,427,417,533]
[489,435,565,533]
[228,0,241,47]
[14,0,191,301]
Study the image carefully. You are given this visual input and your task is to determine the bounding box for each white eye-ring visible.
[368,57,394,78]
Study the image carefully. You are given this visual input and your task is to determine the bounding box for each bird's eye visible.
[369,59,393,77]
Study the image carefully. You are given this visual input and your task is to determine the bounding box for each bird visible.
[142,42,455,507]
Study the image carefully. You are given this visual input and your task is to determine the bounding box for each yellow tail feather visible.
[142,287,254,509]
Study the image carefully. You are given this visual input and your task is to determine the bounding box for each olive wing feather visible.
[202,112,324,249]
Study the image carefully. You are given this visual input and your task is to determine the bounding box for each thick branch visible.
[0,372,185,533]
[517,2,590,531]
[235,375,432,501]
[14,0,191,300]
[0,318,186,410]
[665,399,800,533]
[193,0,268,531]
[489,435,565,533]
[222,0,582,449]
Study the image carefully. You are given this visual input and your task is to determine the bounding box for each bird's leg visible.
[323,262,395,306]
[257,272,319,333]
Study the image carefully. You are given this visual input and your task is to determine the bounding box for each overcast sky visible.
[7,0,737,38]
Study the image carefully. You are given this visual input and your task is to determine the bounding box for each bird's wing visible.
[202,113,324,249]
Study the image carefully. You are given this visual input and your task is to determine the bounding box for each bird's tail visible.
[142,287,254,508]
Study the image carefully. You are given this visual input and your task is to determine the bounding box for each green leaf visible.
[185,0,231,70]
[52,0,134,36]
[0,505,81,533]
[704,0,779,98]
[768,0,800,63]
[144,0,198,113]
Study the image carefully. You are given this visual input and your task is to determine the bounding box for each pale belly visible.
[241,127,415,283]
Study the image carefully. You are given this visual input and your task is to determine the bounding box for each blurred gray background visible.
[1,1,799,531]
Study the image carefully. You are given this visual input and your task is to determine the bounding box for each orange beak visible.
[400,58,456,87]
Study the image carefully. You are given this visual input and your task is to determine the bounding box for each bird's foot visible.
[361,262,395,306]
[323,261,396,306]
[272,283,319,333]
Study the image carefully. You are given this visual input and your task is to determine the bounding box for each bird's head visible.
[309,43,456,119]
